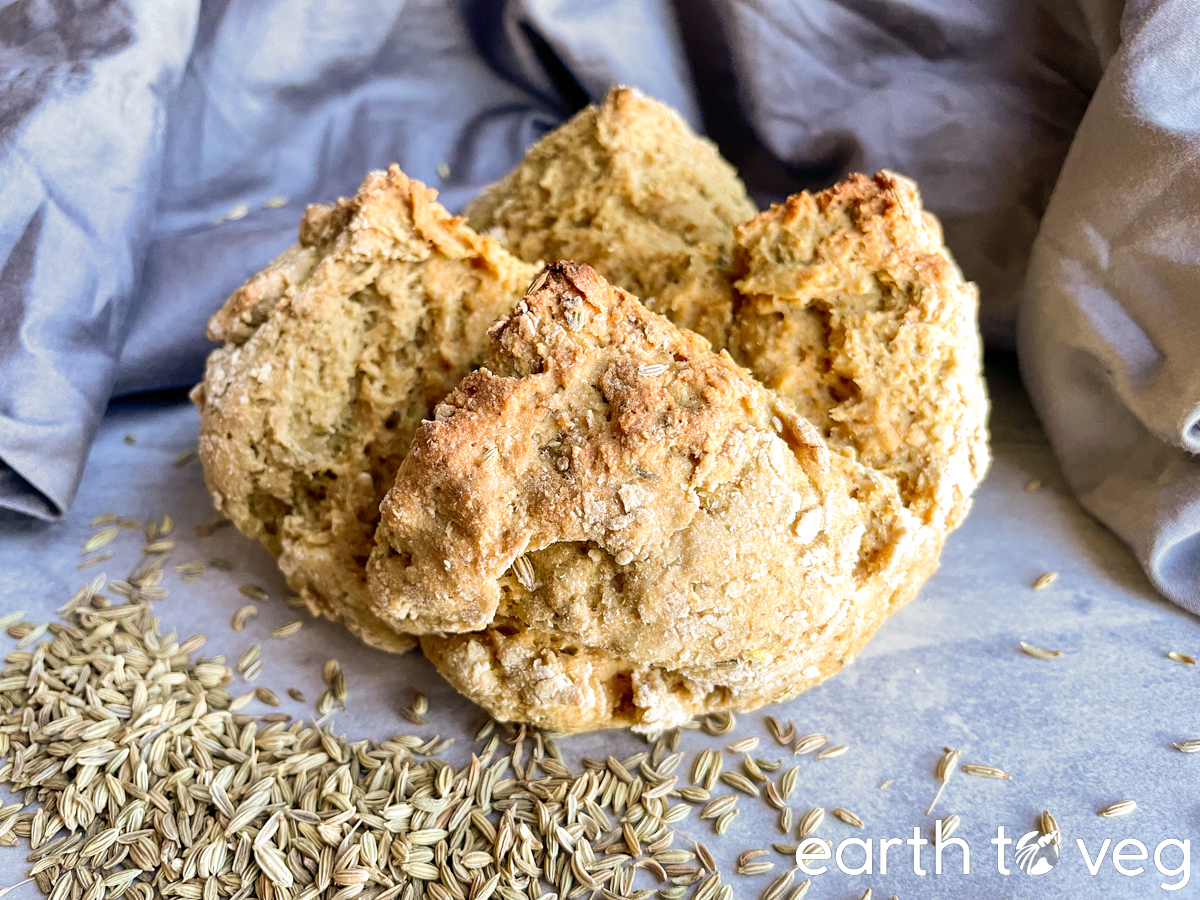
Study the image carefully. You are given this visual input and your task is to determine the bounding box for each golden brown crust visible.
[370,262,923,733]
[194,165,539,652]
[466,87,757,348]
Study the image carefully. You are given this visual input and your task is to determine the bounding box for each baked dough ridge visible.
[466,86,757,349]
[193,165,539,652]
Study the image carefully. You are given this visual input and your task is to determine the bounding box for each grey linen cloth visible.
[1020,0,1200,611]
[1,0,1198,611]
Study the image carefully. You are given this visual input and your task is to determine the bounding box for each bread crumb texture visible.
[193,165,539,653]
[730,171,990,536]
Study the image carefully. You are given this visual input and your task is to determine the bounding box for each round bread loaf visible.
[196,106,988,729]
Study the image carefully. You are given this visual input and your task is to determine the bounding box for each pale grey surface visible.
[2,359,1199,898]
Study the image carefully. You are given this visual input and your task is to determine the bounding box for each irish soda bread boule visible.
[192,165,538,652]
[368,262,947,734]
[194,95,988,728]
[466,87,757,349]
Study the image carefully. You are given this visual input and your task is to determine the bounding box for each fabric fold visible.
[1019,0,1200,610]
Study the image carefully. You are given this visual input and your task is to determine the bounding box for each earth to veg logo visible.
[794,823,1190,889]
[1014,830,1061,875]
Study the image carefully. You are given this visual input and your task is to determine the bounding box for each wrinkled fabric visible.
[0,0,199,516]
[1019,0,1200,612]
[1,0,1198,611]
